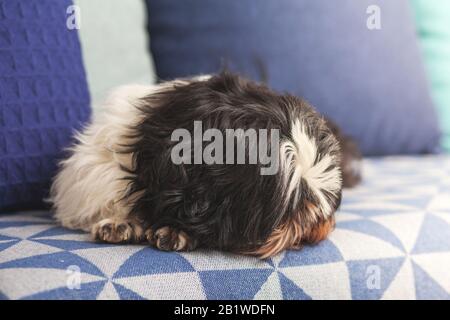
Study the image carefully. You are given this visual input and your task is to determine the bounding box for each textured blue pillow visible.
[145,0,441,156]
[0,0,91,210]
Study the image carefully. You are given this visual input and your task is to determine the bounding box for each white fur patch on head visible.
[280,119,342,219]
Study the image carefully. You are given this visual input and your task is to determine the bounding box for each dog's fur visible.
[50,73,361,258]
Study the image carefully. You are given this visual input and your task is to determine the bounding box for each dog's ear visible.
[339,136,363,188]
[325,118,363,188]
[253,55,269,85]
[217,56,270,85]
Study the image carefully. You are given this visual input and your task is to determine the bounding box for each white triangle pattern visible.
[370,212,425,252]
[254,272,283,300]
[180,250,272,271]
[97,281,120,300]
[281,262,351,300]
[0,224,55,239]
[0,240,62,264]
[381,258,416,300]
[412,252,450,293]
[72,245,147,279]
[113,272,206,300]
[0,268,104,300]
[329,229,404,261]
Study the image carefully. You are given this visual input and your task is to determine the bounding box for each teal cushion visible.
[412,0,450,152]
[75,0,155,108]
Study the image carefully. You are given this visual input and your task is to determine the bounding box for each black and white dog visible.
[50,73,361,258]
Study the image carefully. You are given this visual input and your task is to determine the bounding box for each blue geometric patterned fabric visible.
[0,156,449,299]
[0,0,91,210]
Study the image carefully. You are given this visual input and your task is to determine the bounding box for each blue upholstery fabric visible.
[145,0,441,156]
[0,156,449,300]
[0,0,91,210]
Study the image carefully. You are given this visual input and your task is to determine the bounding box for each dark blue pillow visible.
[145,0,441,155]
[0,0,91,210]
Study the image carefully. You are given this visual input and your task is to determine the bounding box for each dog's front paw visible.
[145,226,196,252]
[92,219,142,243]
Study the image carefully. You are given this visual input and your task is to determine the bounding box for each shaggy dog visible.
[50,73,361,258]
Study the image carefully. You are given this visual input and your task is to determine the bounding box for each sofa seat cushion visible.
[0,155,449,300]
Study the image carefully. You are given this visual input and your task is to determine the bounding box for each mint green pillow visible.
[75,0,155,108]
[412,0,450,151]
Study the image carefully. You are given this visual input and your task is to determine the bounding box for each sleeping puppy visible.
[50,73,361,258]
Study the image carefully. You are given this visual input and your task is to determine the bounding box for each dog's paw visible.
[92,219,142,243]
[145,226,196,251]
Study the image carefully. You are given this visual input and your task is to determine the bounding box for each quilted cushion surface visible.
[0,0,91,210]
